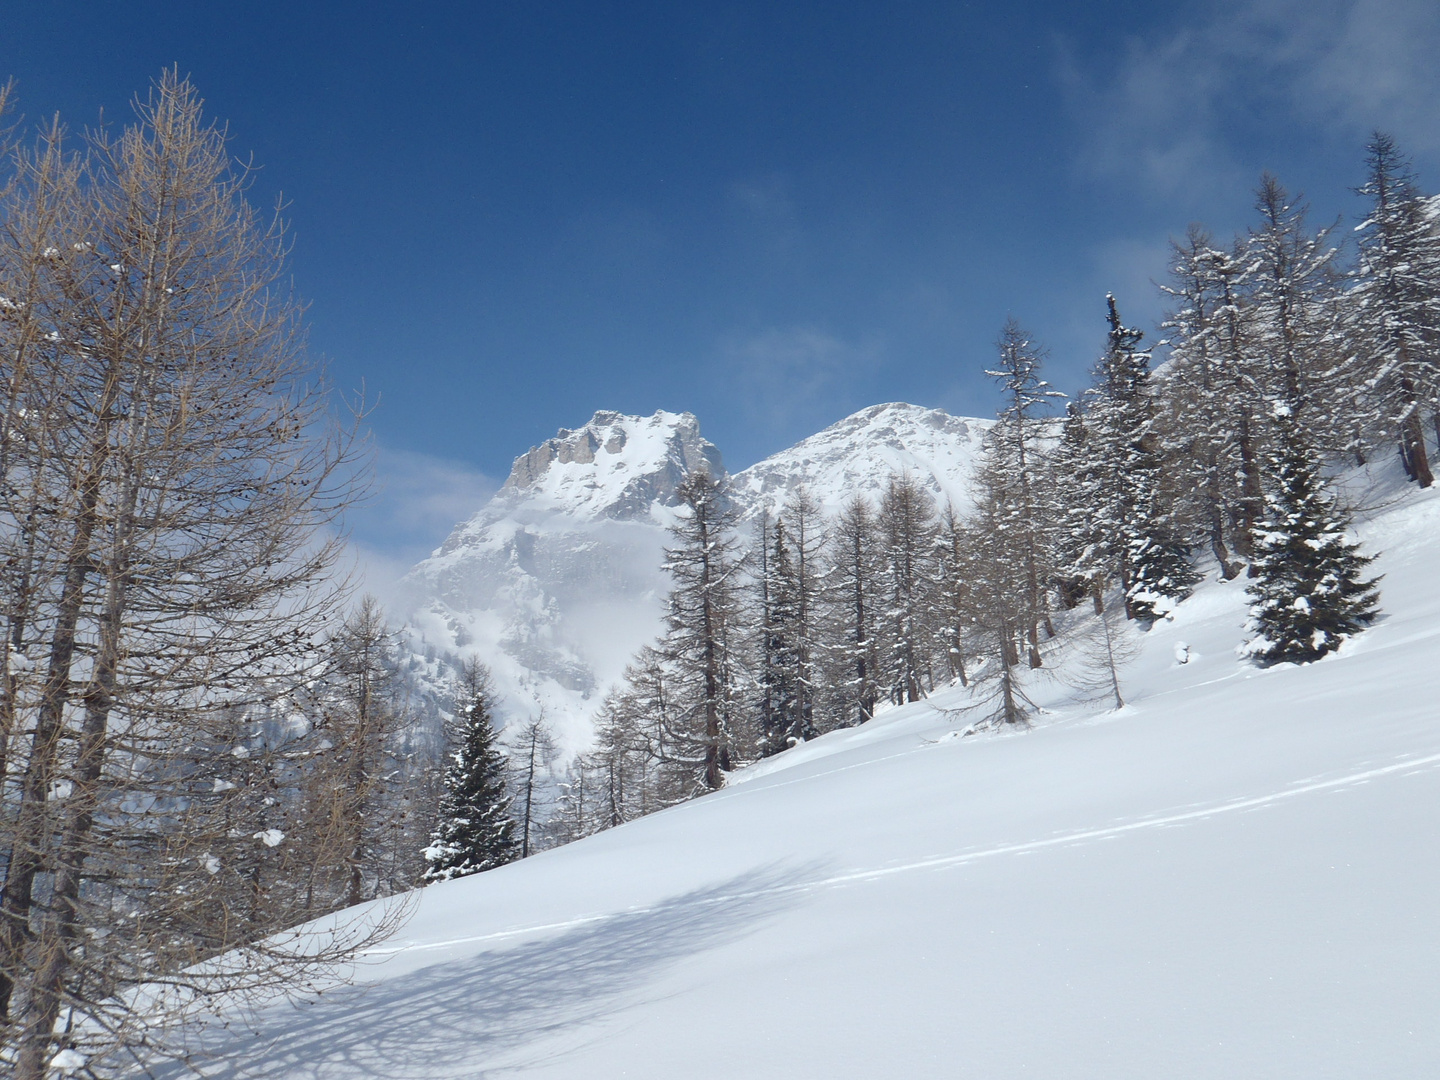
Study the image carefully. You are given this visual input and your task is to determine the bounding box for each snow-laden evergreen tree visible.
[1348,132,1440,488]
[1073,295,1198,622]
[822,494,882,727]
[756,514,813,755]
[985,318,1065,665]
[664,470,747,791]
[1124,533,1200,623]
[754,512,823,754]
[423,659,518,882]
[878,472,940,702]
[1245,403,1381,666]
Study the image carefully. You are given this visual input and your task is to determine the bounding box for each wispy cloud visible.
[721,325,884,429]
[1059,0,1440,198]
[343,446,498,598]
[1293,0,1440,150]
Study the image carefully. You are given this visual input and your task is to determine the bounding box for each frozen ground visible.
[175,477,1440,1079]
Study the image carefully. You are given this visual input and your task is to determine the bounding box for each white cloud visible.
[1059,0,1440,197]
[342,445,497,598]
[721,325,884,428]
[1295,0,1440,150]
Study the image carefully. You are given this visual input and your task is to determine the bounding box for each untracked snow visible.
[170,474,1440,1078]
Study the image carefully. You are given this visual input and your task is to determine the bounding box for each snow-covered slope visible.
[184,475,1440,1079]
[397,403,991,750]
[731,401,990,521]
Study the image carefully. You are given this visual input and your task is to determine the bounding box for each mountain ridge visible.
[398,401,993,752]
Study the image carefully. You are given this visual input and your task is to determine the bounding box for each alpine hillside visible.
[166,463,1440,1080]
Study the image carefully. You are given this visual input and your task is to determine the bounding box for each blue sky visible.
[5,0,1439,571]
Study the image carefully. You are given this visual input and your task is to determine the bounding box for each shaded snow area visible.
[187,481,1440,1079]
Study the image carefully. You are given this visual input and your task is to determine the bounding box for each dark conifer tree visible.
[423,659,518,882]
[1246,404,1381,665]
[1077,296,1198,621]
[757,515,807,755]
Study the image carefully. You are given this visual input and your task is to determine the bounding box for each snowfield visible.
[176,477,1440,1079]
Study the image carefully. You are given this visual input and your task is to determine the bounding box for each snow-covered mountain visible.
[181,468,1440,1079]
[396,410,723,750]
[396,403,992,750]
[731,402,989,521]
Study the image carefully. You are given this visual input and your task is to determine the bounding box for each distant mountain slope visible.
[396,410,722,750]
[731,402,990,521]
[186,472,1440,1080]
[396,403,991,751]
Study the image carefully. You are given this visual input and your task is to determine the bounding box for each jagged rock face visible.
[490,410,724,523]
[397,403,990,755]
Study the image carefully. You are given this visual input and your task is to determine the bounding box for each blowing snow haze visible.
[396,403,989,753]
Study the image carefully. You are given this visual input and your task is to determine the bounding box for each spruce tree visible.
[1059,297,1196,621]
[423,659,518,882]
[1245,404,1381,666]
[757,515,807,755]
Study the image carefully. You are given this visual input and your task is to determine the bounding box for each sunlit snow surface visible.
[176,477,1440,1079]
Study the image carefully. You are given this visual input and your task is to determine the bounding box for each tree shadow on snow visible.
[171,862,822,1079]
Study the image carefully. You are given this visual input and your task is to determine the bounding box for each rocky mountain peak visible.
[496,409,724,522]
